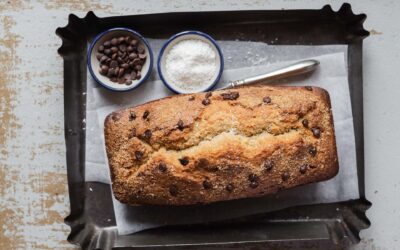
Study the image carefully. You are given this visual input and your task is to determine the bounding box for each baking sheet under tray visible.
[57,3,370,249]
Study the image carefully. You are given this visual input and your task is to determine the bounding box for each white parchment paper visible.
[85,41,358,235]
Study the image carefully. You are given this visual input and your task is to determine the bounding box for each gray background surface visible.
[0,0,397,249]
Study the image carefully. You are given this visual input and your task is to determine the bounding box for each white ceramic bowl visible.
[87,28,153,92]
[157,31,224,94]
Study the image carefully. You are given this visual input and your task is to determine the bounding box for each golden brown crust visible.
[104,86,338,205]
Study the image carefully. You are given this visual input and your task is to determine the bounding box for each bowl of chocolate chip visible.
[88,28,153,91]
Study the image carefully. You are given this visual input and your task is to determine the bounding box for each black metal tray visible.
[57,3,370,249]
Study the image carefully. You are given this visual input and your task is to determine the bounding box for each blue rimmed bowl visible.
[87,28,153,92]
[157,31,224,94]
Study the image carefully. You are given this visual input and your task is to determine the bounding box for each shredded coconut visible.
[164,39,218,92]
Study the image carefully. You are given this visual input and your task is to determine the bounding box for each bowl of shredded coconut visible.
[158,31,224,94]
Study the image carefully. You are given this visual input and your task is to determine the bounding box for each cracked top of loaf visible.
[104,85,338,205]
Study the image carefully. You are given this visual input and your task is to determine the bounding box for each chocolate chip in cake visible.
[128,128,136,139]
[221,91,240,100]
[169,185,178,196]
[262,160,274,171]
[111,113,120,121]
[299,164,307,174]
[281,171,290,181]
[205,92,212,98]
[263,96,271,104]
[248,173,259,182]
[158,162,167,172]
[302,119,309,128]
[142,110,149,119]
[179,157,189,166]
[177,120,185,131]
[305,86,313,91]
[312,127,321,138]
[309,164,317,169]
[134,150,143,161]
[188,96,195,101]
[202,180,213,190]
[144,129,152,139]
[196,158,209,168]
[308,145,317,156]
[129,111,136,121]
[249,181,259,189]
[202,98,211,106]
[226,183,234,192]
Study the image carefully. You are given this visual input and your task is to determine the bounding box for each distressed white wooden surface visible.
[0,0,398,249]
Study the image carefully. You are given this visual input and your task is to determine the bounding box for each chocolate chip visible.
[129,111,136,121]
[137,45,145,54]
[309,165,317,169]
[100,65,109,75]
[281,171,290,181]
[136,71,142,80]
[118,37,125,44]
[129,53,138,60]
[249,181,259,189]
[104,48,111,55]
[119,44,127,52]
[202,180,213,190]
[177,120,184,131]
[179,157,189,166]
[118,68,125,78]
[308,145,317,156]
[96,53,104,60]
[110,60,118,68]
[134,65,142,71]
[169,185,178,196]
[205,92,212,98]
[121,63,129,69]
[132,58,141,65]
[248,173,259,182]
[144,129,152,139]
[128,128,136,139]
[98,45,104,52]
[100,55,108,63]
[134,150,143,160]
[111,113,120,121]
[139,53,147,59]
[312,127,321,138]
[127,45,134,52]
[262,160,274,171]
[111,38,118,46]
[263,96,271,104]
[130,71,137,79]
[196,158,209,168]
[125,36,131,43]
[188,96,195,101]
[110,46,118,54]
[226,183,234,192]
[158,162,167,172]
[142,110,149,119]
[110,77,118,82]
[202,98,211,106]
[221,91,240,100]
[299,164,307,174]
[302,119,309,128]
[103,41,111,48]
[130,39,138,46]
[305,86,313,91]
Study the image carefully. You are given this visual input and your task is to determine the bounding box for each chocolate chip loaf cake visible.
[104,86,338,205]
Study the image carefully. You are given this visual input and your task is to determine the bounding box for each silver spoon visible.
[219,59,320,89]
